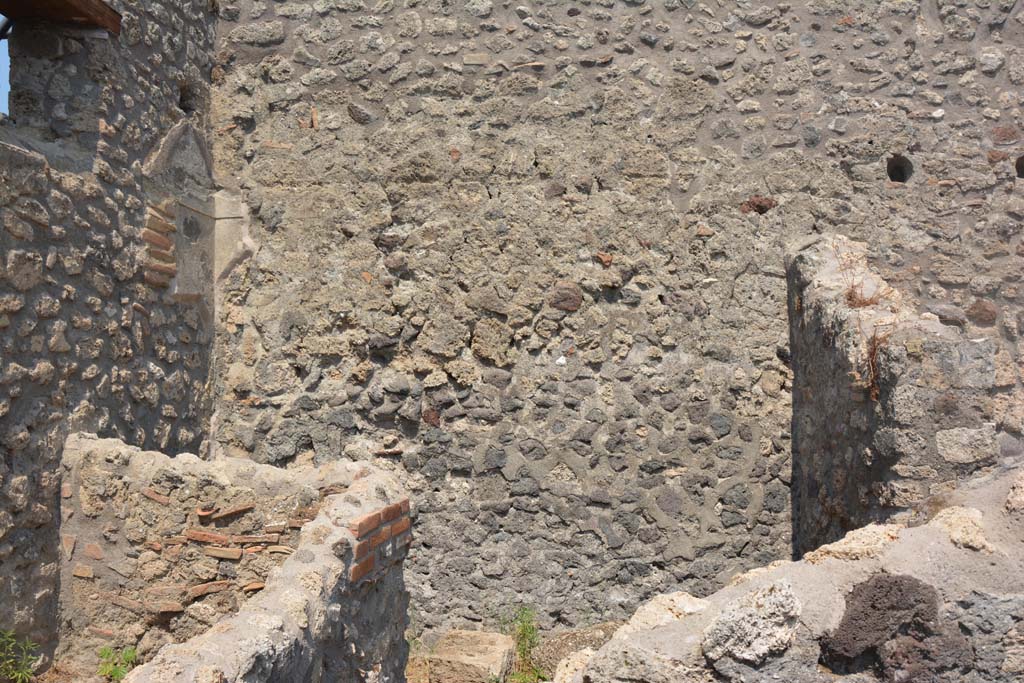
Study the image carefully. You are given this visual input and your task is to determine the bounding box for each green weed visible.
[0,629,38,683]
[98,646,138,682]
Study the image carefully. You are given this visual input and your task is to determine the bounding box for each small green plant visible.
[0,629,38,683]
[506,607,544,683]
[98,646,137,682]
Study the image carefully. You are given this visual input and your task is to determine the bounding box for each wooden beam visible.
[0,0,121,36]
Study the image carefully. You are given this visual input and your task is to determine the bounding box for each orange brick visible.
[185,528,230,545]
[141,487,171,505]
[349,556,374,583]
[204,546,243,560]
[108,594,145,613]
[72,564,94,579]
[146,209,176,233]
[354,539,372,560]
[399,498,410,514]
[141,229,174,251]
[380,503,403,523]
[147,260,178,277]
[389,517,411,537]
[187,580,232,600]
[348,511,381,539]
[372,525,393,549]
[211,503,255,521]
[83,543,105,560]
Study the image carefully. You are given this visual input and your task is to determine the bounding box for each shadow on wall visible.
[0,16,9,115]
[787,258,883,558]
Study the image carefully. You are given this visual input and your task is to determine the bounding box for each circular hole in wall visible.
[1016,156,1024,179]
[886,154,913,183]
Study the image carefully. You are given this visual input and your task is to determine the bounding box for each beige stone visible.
[425,630,514,683]
[804,524,903,564]
[931,506,994,552]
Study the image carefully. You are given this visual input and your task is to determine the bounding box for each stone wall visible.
[0,0,218,646]
[207,0,1024,637]
[56,432,412,682]
[787,234,1018,554]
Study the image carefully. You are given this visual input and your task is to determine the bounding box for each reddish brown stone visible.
[548,281,583,312]
[991,125,1021,145]
[988,149,1011,164]
[966,299,998,326]
[108,594,145,613]
[421,406,441,427]
[146,209,176,233]
[83,543,105,560]
[740,195,778,215]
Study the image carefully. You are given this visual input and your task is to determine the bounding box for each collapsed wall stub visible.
[787,235,1017,555]
[59,433,413,682]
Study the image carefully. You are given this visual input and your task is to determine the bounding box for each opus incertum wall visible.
[208,0,1023,640]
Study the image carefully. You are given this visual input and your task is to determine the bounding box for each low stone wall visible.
[56,433,411,682]
[786,235,1016,554]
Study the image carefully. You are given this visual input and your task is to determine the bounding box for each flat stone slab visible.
[426,630,514,683]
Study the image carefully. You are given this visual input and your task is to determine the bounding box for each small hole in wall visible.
[178,80,197,115]
[886,154,913,183]
[1016,156,1024,179]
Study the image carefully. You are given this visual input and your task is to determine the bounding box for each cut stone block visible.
[426,630,514,683]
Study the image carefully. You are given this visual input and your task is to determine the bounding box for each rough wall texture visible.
[208,0,1024,637]
[0,1,217,645]
[787,234,1018,554]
